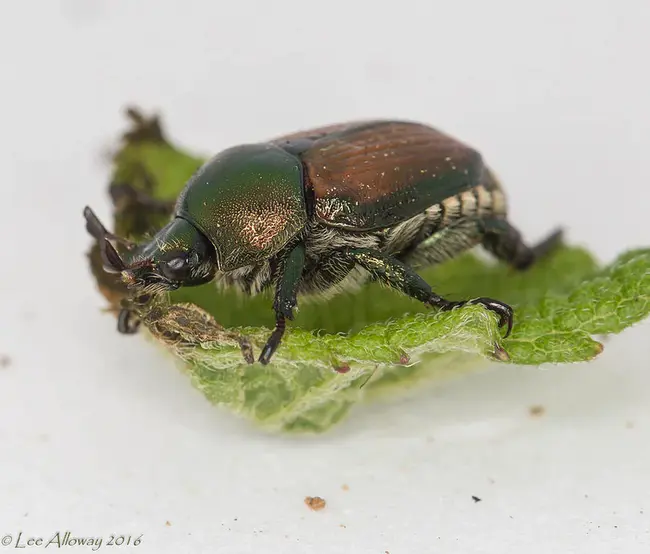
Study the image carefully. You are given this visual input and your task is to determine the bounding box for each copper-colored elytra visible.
[303,123,477,205]
[312,130,454,161]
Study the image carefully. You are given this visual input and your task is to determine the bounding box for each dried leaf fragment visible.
[304,496,326,511]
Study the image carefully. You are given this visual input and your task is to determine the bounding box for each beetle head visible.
[84,207,217,295]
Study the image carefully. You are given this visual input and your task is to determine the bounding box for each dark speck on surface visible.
[529,405,545,417]
[472,496,482,503]
[0,355,11,368]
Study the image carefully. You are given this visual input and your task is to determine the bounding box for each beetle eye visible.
[160,254,191,281]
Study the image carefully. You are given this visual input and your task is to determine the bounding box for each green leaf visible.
[87,108,650,433]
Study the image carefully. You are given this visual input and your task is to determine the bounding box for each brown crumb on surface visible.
[339,524,346,528]
[529,405,545,417]
[305,496,326,511]
[165,521,171,527]
[0,355,11,368]
[341,484,349,491]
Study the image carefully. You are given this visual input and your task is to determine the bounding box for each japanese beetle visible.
[85,120,562,364]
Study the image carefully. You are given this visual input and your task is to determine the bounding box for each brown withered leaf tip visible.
[529,405,545,417]
[304,496,326,511]
[122,106,166,144]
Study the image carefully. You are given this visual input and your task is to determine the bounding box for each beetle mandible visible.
[84,120,562,364]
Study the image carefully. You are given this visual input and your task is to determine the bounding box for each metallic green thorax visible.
[175,144,307,271]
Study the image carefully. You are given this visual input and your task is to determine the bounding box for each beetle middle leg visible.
[259,241,306,365]
[342,247,514,336]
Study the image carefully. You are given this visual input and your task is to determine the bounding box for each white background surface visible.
[1,1,649,552]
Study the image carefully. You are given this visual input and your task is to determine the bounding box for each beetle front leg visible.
[259,242,306,365]
[343,248,514,337]
[115,293,153,335]
[117,308,141,334]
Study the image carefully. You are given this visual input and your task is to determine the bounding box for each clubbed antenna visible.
[83,206,130,274]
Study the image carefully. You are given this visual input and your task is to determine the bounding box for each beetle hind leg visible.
[343,248,514,337]
[481,219,564,270]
